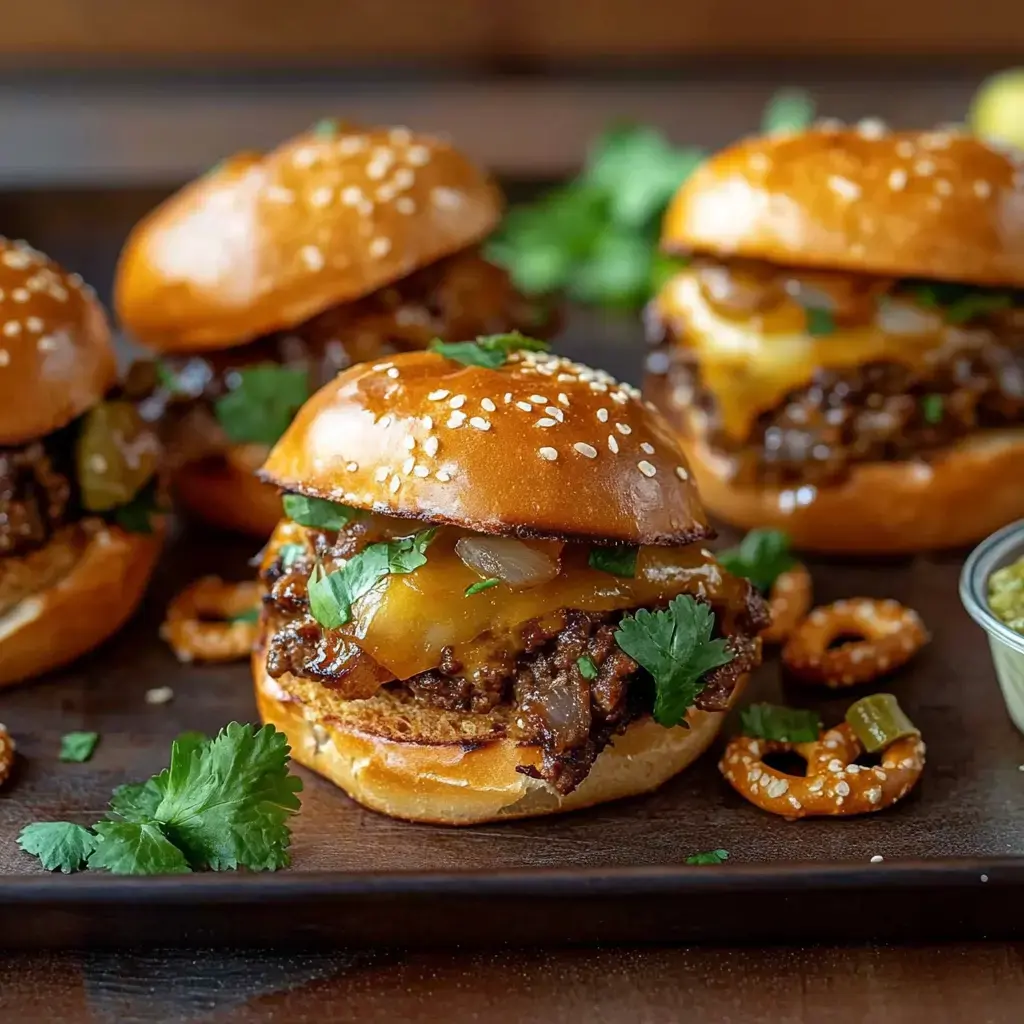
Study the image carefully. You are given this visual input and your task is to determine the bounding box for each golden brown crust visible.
[663,127,1024,287]
[115,124,504,352]
[259,349,710,546]
[679,422,1024,553]
[174,449,283,537]
[254,653,735,825]
[0,521,162,687]
[0,239,116,444]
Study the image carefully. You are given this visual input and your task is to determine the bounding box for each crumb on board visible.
[145,686,175,705]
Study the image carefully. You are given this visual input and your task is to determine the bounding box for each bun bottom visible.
[680,425,1024,554]
[254,656,737,825]
[0,522,162,687]
[175,447,282,537]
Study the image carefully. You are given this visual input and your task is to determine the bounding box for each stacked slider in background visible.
[645,126,1024,552]
[0,240,162,686]
[252,338,767,824]
[116,122,548,537]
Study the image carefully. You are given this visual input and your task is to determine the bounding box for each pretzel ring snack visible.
[720,722,925,819]
[161,577,262,663]
[0,724,15,788]
[761,563,813,644]
[782,598,928,688]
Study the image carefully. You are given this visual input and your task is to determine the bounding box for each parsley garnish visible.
[614,595,734,728]
[429,333,549,369]
[465,577,501,597]
[718,529,796,593]
[762,87,815,134]
[60,732,99,763]
[740,703,822,743]
[214,364,310,446]
[18,724,301,875]
[308,529,437,629]
[588,545,639,578]
[577,655,599,680]
[685,849,730,866]
[804,306,836,336]
[282,494,359,530]
[921,394,944,425]
[113,479,161,534]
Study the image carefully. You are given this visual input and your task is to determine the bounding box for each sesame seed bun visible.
[663,126,1024,287]
[0,520,162,687]
[115,123,504,352]
[254,650,737,825]
[258,349,710,546]
[0,239,116,445]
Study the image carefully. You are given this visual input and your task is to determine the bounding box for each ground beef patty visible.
[0,438,73,557]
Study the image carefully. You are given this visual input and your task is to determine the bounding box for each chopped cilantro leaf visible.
[312,117,338,137]
[465,577,501,597]
[762,88,815,134]
[308,529,437,629]
[921,394,944,425]
[804,306,835,336]
[229,607,260,625]
[277,543,306,570]
[214,364,309,446]
[685,849,729,866]
[577,655,599,680]
[60,732,99,763]
[588,545,639,578]
[740,703,822,743]
[113,479,161,534]
[282,494,358,530]
[429,333,549,368]
[718,529,796,593]
[17,822,97,874]
[614,595,734,728]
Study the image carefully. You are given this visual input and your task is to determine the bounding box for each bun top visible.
[0,239,115,445]
[662,125,1024,287]
[115,122,504,352]
[260,346,710,546]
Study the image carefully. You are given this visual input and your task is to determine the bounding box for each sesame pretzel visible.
[782,598,928,688]
[0,724,15,788]
[719,722,925,819]
[161,577,262,663]
[760,563,813,644]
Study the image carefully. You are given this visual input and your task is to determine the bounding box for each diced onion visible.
[455,537,560,590]
[876,299,943,336]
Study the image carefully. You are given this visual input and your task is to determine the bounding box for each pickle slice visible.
[76,400,160,512]
[845,693,919,754]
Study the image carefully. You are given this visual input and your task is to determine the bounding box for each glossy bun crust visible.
[680,424,1024,553]
[254,653,734,825]
[663,127,1024,287]
[0,239,116,445]
[0,523,162,687]
[116,124,504,352]
[260,349,710,546]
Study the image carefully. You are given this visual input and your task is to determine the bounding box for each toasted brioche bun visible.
[260,349,710,546]
[254,653,736,825]
[174,446,283,538]
[116,124,504,352]
[0,521,162,687]
[677,420,1024,553]
[663,127,1024,287]
[0,239,116,445]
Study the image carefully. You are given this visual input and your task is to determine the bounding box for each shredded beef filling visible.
[0,436,74,557]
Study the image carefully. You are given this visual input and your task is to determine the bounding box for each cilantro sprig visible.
[214,364,310,447]
[60,732,99,763]
[718,529,796,593]
[614,595,734,728]
[740,703,822,743]
[429,332,549,369]
[283,494,359,530]
[18,724,302,875]
[308,529,437,629]
[685,849,730,866]
[588,545,639,578]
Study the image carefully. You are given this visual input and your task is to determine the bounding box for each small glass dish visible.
[961,519,1024,735]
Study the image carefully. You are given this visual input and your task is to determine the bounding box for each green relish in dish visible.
[989,557,1024,635]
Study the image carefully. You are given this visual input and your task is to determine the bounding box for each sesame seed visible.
[870,855,884,864]
[596,408,609,423]
[544,406,564,422]
[337,135,368,155]
[481,397,496,412]
[146,686,174,705]
[538,446,558,461]
[292,147,318,168]
[536,418,557,428]
[389,127,412,145]
[974,179,992,198]
[829,175,861,201]
[374,466,390,483]
[516,401,533,412]
[37,336,57,351]
[888,168,908,191]
[346,461,358,472]
[436,470,452,482]
[407,145,430,166]
[529,394,548,404]
[402,435,416,451]
[2,321,20,337]
[423,436,439,457]
[469,417,491,431]
[421,416,433,430]
[447,412,466,428]
[357,199,374,217]
[369,237,392,259]
[558,393,570,406]
[615,423,631,435]
[935,178,952,195]
[396,197,416,215]
[393,168,415,191]
[1,250,30,269]
[413,465,429,478]
[428,389,450,401]
[449,395,466,409]
[432,187,462,209]
[835,780,851,797]
[915,158,936,176]
[675,466,689,480]
[375,184,397,203]
[402,456,415,474]
[589,381,609,393]
[856,117,887,138]
[373,361,393,371]
[25,316,42,332]
[573,442,598,459]
[504,393,512,403]
[300,245,325,271]
[389,475,401,493]
[637,460,656,478]
[309,186,333,207]
[378,414,393,428]
[640,442,655,455]
[386,366,400,379]
[896,140,915,159]
[608,435,619,454]
[341,186,363,206]
[0,349,8,366]
[610,391,628,404]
